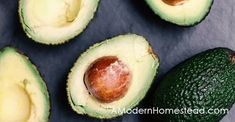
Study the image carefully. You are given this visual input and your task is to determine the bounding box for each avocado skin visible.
[153,48,235,122]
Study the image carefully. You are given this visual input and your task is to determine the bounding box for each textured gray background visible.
[0,0,234,122]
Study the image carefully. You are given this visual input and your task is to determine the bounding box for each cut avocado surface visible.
[145,0,213,26]
[19,0,100,44]
[0,47,50,122]
[153,48,235,121]
[67,34,159,118]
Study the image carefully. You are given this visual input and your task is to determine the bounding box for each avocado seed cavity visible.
[0,85,31,122]
[162,0,187,6]
[84,56,131,103]
[33,0,81,27]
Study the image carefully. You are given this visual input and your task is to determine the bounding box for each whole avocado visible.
[153,48,235,122]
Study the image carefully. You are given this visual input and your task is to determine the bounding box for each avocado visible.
[145,0,213,26]
[67,34,159,118]
[19,0,100,45]
[153,48,235,121]
[0,47,50,122]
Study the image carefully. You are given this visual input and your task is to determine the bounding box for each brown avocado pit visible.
[162,0,187,6]
[84,56,131,103]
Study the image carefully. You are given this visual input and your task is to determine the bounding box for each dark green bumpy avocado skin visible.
[153,48,235,122]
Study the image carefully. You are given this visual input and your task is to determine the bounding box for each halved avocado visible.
[0,47,50,122]
[19,0,100,45]
[145,0,213,26]
[67,34,159,119]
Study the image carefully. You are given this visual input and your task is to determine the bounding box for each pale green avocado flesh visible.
[0,47,50,122]
[146,0,213,26]
[19,0,99,44]
[67,34,159,118]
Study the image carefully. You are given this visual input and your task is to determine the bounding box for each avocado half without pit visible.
[0,47,50,122]
[145,0,213,26]
[19,0,99,44]
[67,34,159,118]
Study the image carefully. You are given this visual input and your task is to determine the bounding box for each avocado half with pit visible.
[145,0,213,26]
[67,34,159,118]
[0,47,50,122]
[19,0,99,44]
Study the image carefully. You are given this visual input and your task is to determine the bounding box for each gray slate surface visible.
[0,0,234,122]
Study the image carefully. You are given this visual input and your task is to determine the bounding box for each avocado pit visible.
[84,56,131,103]
[162,0,186,6]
